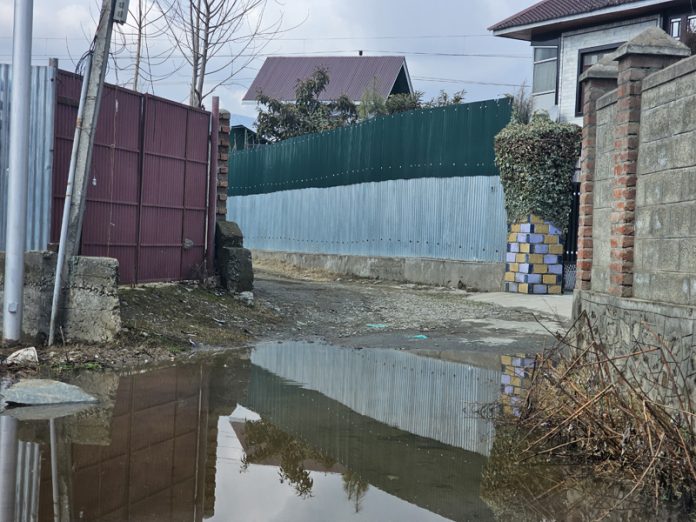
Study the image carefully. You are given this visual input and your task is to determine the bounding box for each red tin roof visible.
[243,56,411,102]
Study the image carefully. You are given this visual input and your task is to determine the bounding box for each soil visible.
[0,260,562,374]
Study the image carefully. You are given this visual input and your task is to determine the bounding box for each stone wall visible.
[574,28,695,403]
[590,92,617,294]
[0,252,121,343]
[634,57,696,306]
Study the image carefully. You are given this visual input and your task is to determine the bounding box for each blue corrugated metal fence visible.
[0,63,56,251]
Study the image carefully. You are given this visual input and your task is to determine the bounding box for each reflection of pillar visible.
[0,415,19,521]
[204,419,219,518]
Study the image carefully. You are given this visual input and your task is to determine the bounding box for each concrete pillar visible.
[576,58,618,291]
[609,28,689,298]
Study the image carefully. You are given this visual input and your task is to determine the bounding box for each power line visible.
[0,49,529,60]
[413,76,526,87]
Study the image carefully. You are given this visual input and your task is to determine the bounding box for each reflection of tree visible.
[240,419,336,498]
[342,470,369,513]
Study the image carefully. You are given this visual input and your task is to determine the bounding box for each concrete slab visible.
[466,292,573,323]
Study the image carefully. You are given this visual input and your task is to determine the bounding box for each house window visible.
[575,44,620,116]
[532,47,558,95]
[671,17,682,38]
[667,13,696,44]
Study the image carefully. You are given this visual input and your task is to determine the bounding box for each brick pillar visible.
[576,62,618,291]
[217,109,231,220]
[609,29,689,297]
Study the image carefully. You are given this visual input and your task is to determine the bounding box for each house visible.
[242,56,413,104]
[490,0,696,124]
[230,124,266,152]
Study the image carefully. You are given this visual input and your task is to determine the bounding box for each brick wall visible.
[574,28,695,404]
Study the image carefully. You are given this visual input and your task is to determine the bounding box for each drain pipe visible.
[48,54,92,346]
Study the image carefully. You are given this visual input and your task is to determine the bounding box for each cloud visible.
[0,0,535,117]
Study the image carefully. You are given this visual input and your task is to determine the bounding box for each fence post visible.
[609,29,689,298]
[206,97,220,273]
[576,58,618,291]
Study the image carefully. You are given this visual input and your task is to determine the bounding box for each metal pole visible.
[2,0,34,344]
[48,55,92,346]
[0,416,19,521]
[49,419,59,522]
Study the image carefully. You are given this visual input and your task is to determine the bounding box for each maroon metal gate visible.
[52,71,213,284]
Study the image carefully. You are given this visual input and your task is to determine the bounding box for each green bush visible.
[494,113,581,231]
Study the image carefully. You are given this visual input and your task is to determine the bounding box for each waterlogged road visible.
[0,272,599,521]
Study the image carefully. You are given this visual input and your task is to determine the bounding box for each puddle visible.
[0,342,686,521]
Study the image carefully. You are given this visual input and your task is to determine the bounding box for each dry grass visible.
[516,312,695,516]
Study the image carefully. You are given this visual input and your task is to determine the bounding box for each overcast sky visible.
[0,0,533,125]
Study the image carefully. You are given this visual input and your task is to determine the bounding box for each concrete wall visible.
[0,252,121,343]
[253,250,505,292]
[590,92,618,293]
[634,56,696,306]
[558,16,659,125]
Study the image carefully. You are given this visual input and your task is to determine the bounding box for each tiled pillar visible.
[609,30,689,297]
[505,215,563,295]
[576,62,617,291]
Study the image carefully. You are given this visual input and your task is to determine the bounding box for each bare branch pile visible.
[518,312,696,513]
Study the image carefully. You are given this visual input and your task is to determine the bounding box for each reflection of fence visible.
[245,365,494,522]
[229,100,512,263]
[250,341,501,456]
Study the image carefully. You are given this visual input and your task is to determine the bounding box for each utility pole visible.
[48,0,129,345]
[61,0,117,262]
[2,0,34,344]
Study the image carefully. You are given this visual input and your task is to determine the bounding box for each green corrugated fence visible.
[229,97,512,196]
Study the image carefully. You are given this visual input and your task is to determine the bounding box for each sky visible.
[0,0,534,126]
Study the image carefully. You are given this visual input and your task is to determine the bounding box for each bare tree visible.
[111,0,177,92]
[157,0,284,108]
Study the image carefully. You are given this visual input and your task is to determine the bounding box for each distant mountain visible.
[231,114,256,130]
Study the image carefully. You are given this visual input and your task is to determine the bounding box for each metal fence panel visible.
[0,64,56,251]
[228,176,508,262]
[229,98,512,196]
[52,71,212,284]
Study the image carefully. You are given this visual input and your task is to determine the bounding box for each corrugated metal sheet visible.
[250,341,501,456]
[52,70,212,284]
[230,98,512,196]
[228,176,508,262]
[0,63,56,251]
[243,56,408,102]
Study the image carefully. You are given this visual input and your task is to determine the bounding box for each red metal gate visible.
[52,71,212,284]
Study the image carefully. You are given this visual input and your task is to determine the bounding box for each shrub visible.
[494,113,581,231]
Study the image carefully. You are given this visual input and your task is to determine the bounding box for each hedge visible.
[494,113,581,232]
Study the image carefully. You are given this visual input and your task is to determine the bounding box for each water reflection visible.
[0,341,673,521]
[251,341,501,456]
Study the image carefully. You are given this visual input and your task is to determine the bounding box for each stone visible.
[4,347,38,368]
[217,246,254,293]
[2,403,95,421]
[235,291,255,307]
[216,220,244,249]
[1,379,98,406]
